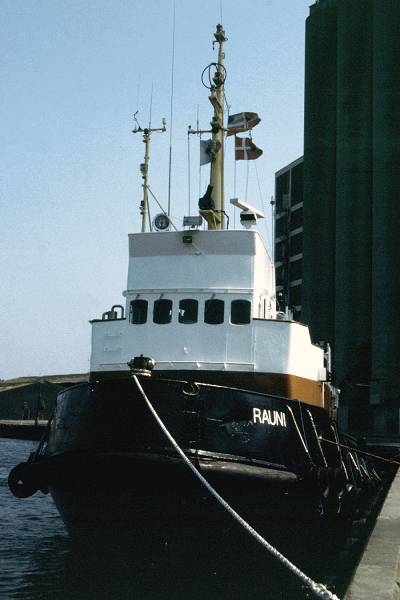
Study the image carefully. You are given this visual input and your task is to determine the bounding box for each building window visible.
[291,162,304,205]
[276,241,287,261]
[275,265,286,287]
[130,299,148,324]
[204,299,224,324]
[289,260,302,281]
[178,299,198,324]
[153,299,173,324]
[275,172,289,212]
[290,233,302,256]
[290,285,302,308]
[231,300,251,324]
[290,208,303,230]
[275,216,288,238]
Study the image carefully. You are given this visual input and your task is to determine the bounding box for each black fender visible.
[8,463,39,498]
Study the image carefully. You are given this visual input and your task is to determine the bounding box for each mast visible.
[190,24,227,231]
[132,118,166,232]
[209,24,227,229]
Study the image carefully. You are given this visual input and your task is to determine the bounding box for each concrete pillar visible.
[371,0,400,405]
[373,409,387,435]
[334,0,373,388]
[302,4,337,347]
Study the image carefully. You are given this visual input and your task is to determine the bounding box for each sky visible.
[1,0,312,380]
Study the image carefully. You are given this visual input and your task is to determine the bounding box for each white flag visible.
[200,139,212,166]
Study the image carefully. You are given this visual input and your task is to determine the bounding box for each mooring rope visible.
[132,374,341,600]
[287,406,313,462]
[307,410,328,468]
[319,437,400,466]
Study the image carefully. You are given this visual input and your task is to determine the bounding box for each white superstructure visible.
[90,229,325,385]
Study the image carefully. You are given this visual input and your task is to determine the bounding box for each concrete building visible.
[274,157,304,321]
[300,0,400,435]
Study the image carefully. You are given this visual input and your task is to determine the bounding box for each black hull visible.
[13,375,352,538]
[47,376,338,471]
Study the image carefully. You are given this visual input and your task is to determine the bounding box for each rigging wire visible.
[136,76,141,115]
[224,92,230,225]
[233,141,237,228]
[147,202,152,231]
[223,93,230,112]
[271,196,276,265]
[245,159,250,201]
[187,131,191,214]
[167,2,176,216]
[146,185,178,231]
[148,84,153,128]
[254,160,273,253]
[233,150,237,197]
[197,105,202,201]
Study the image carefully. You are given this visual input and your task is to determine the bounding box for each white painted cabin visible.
[90,229,326,385]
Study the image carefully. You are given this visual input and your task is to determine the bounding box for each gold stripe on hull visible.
[90,369,330,412]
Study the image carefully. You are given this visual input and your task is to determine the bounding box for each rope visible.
[287,406,312,461]
[34,412,54,458]
[348,451,360,473]
[307,410,328,468]
[132,374,341,600]
[330,424,342,459]
[319,437,400,466]
[297,400,310,452]
[330,425,350,481]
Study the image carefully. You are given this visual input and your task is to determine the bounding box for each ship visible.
[9,25,379,542]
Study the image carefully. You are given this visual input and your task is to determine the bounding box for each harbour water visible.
[1,438,356,599]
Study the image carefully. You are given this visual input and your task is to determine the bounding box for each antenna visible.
[187,129,191,214]
[167,2,176,217]
[132,114,167,232]
[148,84,154,129]
[270,195,276,265]
[197,105,201,202]
[136,76,141,113]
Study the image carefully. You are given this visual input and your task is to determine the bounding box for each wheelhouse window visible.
[178,299,198,324]
[153,299,173,324]
[231,300,251,325]
[204,299,224,324]
[130,299,148,324]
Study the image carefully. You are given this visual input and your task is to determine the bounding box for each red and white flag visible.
[235,136,263,160]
